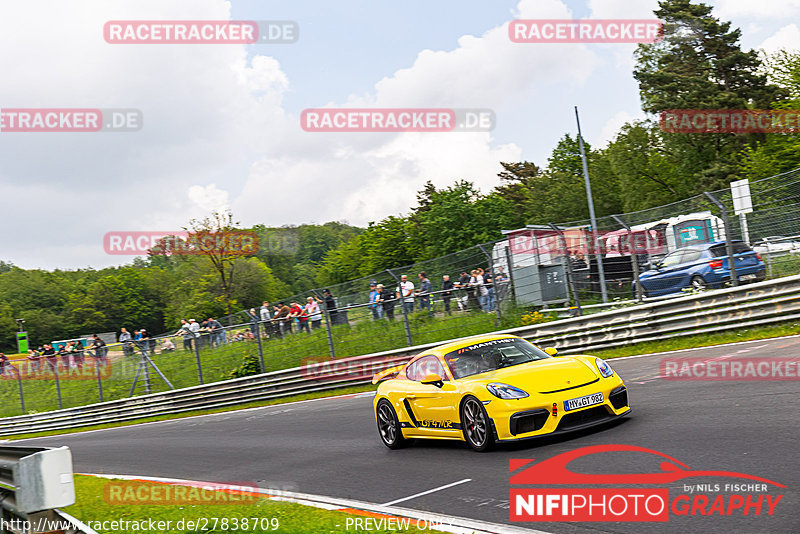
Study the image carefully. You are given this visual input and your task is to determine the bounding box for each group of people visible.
[105,266,510,355]
[0,335,109,377]
[367,267,509,319]
[173,318,225,351]
[245,292,332,338]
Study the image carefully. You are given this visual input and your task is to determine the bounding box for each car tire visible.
[690,276,707,290]
[460,396,495,452]
[376,399,410,449]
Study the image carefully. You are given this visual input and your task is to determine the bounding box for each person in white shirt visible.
[304,296,323,329]
[396,274,415,315]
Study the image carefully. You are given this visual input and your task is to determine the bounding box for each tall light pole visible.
[575,106,608,303]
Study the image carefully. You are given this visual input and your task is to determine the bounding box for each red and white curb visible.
[83,473,550,534]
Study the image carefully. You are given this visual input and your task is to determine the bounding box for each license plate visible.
[564,392,604,411]
[739,274,757,281]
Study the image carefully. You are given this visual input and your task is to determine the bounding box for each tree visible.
[633,0,783,190]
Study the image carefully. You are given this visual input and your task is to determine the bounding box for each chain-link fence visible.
[3,168,800,416]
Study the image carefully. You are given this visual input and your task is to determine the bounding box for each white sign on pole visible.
[730,179,753,215]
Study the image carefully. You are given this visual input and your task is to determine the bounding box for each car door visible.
[402,355,461,437]
[647,250,687,293]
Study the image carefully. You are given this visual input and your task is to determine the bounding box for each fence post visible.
[477,244,501,325]
[704,192,739,287]
[254,321,265,373]
[312,289,336,359]
[53,364,63,410]
[95,358,104,403]
[387,269,414,347]
[503,245,517,305]
[15,367,25,413]
[548,223,582,316]
[611,215,643,302]
[193,333,204,384]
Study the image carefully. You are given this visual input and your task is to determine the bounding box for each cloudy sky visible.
[0,0,797,270]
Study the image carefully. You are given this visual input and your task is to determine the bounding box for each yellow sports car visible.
[372,334,630,451]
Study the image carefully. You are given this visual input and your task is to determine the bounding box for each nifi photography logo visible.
[509,444,784,523]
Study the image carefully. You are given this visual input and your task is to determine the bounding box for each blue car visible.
[636,241,766,297]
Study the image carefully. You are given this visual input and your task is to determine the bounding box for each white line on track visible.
[381,478,472,506]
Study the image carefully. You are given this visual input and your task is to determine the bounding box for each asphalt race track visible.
[19,336,800,534]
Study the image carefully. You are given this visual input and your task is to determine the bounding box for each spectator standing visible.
[72,342,85,369]
[274,302,292,336]
[377,284,396,320]
[305,296,322,330]
[291,301,310,333]
[494,266,510,303]
[468,269,486,311]
[416,272,433,317]
[41,344,57,373]
[457,271,473,311]
[246,310,259,337]
[88,335,108,365]
[441,275,454,315]
[321,290,339,325]
[207,317,224,347]
[119,328,133,357]
[0,352,8,377]
[260,301,273,337]
[368,281,383,320]
[26,349,41,374]
[397,275,415,315]
[484,268,495,311]
[176,319,195,351]
[57,344,70,371]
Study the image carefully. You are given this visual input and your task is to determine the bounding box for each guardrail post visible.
[387,269,414,347]
[548,223,582,316]
[704,192,739,287]
[193,334,204,384]
[612,215,643,302]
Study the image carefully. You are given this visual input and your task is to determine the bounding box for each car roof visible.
[418,333,519,357]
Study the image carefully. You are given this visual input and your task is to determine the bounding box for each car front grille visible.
[556,406,611,431]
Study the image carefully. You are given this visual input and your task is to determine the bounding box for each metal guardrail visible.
[0,446,84,534]
[1,275,798,437]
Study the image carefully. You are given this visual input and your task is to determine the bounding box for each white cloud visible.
[587,0,660,19]
[758,24,800,55]
[714,0,800,19]
[597,110,641,148]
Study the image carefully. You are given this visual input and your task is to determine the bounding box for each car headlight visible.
[595,358,614,378]
[487,383,529,399]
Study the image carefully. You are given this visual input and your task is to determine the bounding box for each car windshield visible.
[444,338,551,379]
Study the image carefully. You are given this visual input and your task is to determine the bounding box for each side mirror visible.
[544,347,558,356]
[421,373,444,388]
